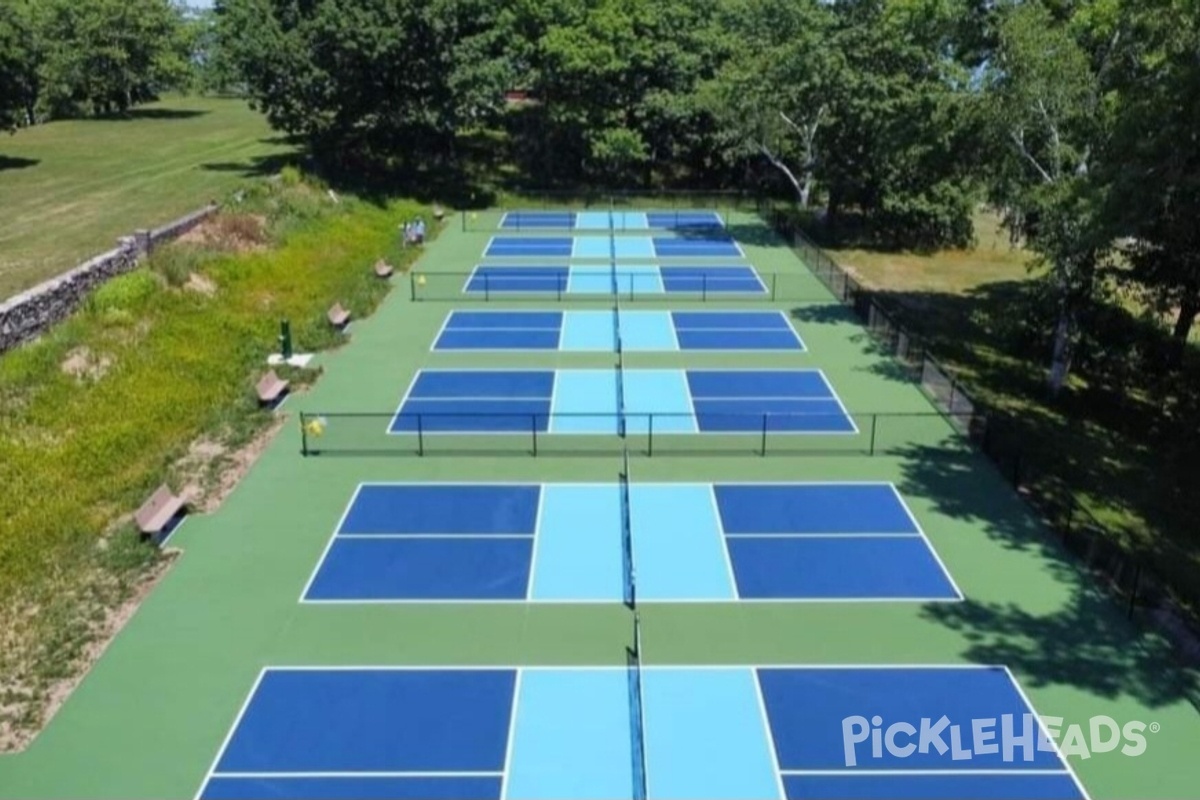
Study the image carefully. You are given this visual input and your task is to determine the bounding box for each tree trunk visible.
[1047,306,1074,395]
[799,169,814,208]
[1168,291,1199,369]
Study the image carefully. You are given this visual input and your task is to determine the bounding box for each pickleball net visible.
[629,610,648,800]
[621,446,635,607]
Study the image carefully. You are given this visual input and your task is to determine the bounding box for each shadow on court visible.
[894,443,1200,710]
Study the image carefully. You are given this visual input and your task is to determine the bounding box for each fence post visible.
[532,414,538,457]
[761,413,768,456]
[417,414,425,457]
[1127,564,1141,620]
[771,273,777,301]
[869,414,878,456]
[948,382,958,414]
[410,271,417,301]
[300,414,308,456]
[461,210,466,232]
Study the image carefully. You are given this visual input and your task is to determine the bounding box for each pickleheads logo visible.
[842,714,1157,766]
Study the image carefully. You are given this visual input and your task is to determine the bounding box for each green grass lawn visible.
[827,210,1200,615]
[0,96,294,301]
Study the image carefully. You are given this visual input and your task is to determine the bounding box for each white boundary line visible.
[428,311,454,353]
[384,369,425,437]
[750,669,789,800]
[524,489,546,600]
[722,532,922,539]
[255,663,1010,672]
[666,310,683,353]
[816,368,860,435]
[498,668,522,799]
[708,484,741,600]
[1002,666,1094,800]
[887,484,966,602]
[210,770,503,779]
[546,370,560,434]
[193,668,269,800]
[779,768,1074,776]
[297,484,366,602]
[298,596,963,605]
[336,533,534,540]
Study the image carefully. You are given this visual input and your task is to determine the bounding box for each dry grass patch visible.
[60,346,114,383]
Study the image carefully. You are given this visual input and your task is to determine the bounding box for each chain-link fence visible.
[765,205,1200,676]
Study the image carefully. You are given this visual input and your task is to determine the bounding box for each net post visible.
[300,413,309,456]
[771,273,777,301]
[557,274,563,303]
[648,414,654,457]
[417,414,425,457]
[485,273,490,302]
[532,414,538,456]
[869,414,878,455]
[761,413,768,456]
[702,273,707,302]
[409,271,416,301]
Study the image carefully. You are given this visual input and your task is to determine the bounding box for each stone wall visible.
[0,203,218,354]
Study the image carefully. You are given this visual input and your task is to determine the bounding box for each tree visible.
[1102,0,1200,367]
[815,0,978,248]
[37,0,191,117]
[217,0,514,170]
[0,0,40,129]
[525,0,720,186]
[703,0,836,207]
[983,0,1116,393]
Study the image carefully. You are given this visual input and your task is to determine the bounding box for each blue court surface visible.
[484,235,744,259]
[500,209,724,230]
[464,264,766,295]
[300,482,960,602]
[198,665,1086,800]
[433,311,804,352]
[389,369,854,435]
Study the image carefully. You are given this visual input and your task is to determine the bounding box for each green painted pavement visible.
[0,213,1195,800]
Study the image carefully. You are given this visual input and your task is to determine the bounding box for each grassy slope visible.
[0,96,292,300]
[828,211,1200,611]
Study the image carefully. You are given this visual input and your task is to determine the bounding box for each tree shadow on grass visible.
[894,442,1198,708]
[0,155,39,172]
[202,151,304,178]
[94,107,211,121]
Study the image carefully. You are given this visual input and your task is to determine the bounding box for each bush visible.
[88,270,160,313]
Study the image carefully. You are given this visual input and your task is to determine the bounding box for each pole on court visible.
[417,414,425,456]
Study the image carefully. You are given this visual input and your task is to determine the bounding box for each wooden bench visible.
[135,485,186,537]
[256,369,289,405]
[327,302,351,328]
[373,259,394,278]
